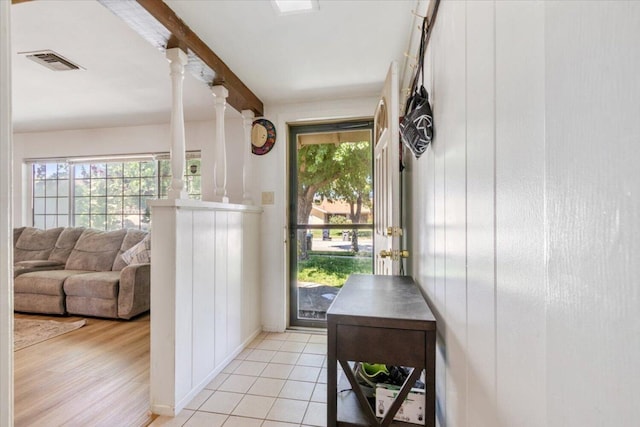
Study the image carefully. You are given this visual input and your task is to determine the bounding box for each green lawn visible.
[297,254,372,287]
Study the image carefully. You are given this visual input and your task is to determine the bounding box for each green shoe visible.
[355,362,390,397]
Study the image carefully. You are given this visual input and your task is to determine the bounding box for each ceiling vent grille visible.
[19,50,84,71]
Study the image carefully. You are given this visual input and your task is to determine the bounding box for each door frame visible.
[373,62,402,275]
[287,120,374,328]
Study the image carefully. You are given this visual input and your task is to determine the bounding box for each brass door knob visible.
[379,250,393,258]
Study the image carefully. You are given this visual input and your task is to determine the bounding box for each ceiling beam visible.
[99,0,263,116]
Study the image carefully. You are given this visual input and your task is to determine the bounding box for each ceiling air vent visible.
[19,50,84,71]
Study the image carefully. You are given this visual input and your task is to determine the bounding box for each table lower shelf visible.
[336,373,423,427]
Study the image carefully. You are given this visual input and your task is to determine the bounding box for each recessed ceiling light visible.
[271,0,319,16]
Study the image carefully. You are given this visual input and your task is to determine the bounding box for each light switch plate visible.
[261,191,274,205]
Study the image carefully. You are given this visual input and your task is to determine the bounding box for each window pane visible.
[74,197,90,215]
[46,163,58,179]
[107,196,123,212]
[75,164,91,179]
[91,178,105,195]
[34,164,46,180]
[187,175,201,197]
[159,177,170,198]
[75,214,90,228]
[123,162,139,178]
[158,160,171,177]
[58,215,69,227]
[91,197,106,214]
[44,215,57,229]
[186,159,200,176]
[123,178,140,196]
[140,161,155,177]
[123,215,141,230]
[34,180,45,197]
[91,215,106,230]
[123,196,141,213]
[33,215,45,229]
[140,178,155,196]
[45,197,56,214]
[34,198,45,215]
[45,180,57,196]
[106,216,123,231]
[57,164,69,179]
[75,179,90,196]
[91,164,106,178]
[57,179,69,197]
[107,178,123,196]
[58,198,69,215]
[186,159,201,198]
[107,163,123,178]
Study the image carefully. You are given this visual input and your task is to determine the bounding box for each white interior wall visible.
[12,117,247,226]
[406,1,640,426]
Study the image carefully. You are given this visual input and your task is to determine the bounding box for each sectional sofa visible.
[12,226,150,319]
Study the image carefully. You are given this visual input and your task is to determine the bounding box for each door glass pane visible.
[289,122,374,327]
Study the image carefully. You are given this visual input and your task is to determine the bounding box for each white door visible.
[373,62,401,275]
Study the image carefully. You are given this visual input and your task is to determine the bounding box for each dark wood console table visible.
[327,274,436,427]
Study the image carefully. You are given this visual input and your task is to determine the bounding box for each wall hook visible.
[404,52,418,61]
[411,9,426,19]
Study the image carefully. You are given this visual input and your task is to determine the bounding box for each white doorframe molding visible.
[0,1,14,425]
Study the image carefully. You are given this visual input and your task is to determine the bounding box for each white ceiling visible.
[11,0,419,133]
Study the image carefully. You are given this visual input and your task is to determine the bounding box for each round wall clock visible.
[251,118,276,155]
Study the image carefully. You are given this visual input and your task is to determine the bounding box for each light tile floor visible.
[151,331,329,427]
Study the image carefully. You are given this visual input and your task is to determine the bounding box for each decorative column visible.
[166,48,188,200]
[212,85,229,203]
[241,109,255,204]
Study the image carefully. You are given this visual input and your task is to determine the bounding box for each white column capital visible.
[211,85,229,100]
[166,47,188,66]
[241,109,255,122]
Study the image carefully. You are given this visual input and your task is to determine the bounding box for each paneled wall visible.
[149,200,262,416]
[406,1,640,426]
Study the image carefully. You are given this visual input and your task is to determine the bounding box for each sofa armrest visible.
[117,263,150,319]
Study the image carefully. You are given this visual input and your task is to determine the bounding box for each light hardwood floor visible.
[14,312,156,427]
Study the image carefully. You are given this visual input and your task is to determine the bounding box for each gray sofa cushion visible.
[13,227,26,247]
[14,269,91,296]
[14,294,66,315]
[14,227,64,262]
[65,229,127,271]
[15,260,65,269]
[49,227,85,264]
[112,229,148,271]
[14,259,65,277]
[64,271,120,299]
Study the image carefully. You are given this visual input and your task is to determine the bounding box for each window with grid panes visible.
[32,162,70,229]
[30,154,201,231]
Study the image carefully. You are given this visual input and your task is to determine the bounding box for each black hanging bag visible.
[400,14,435,159]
